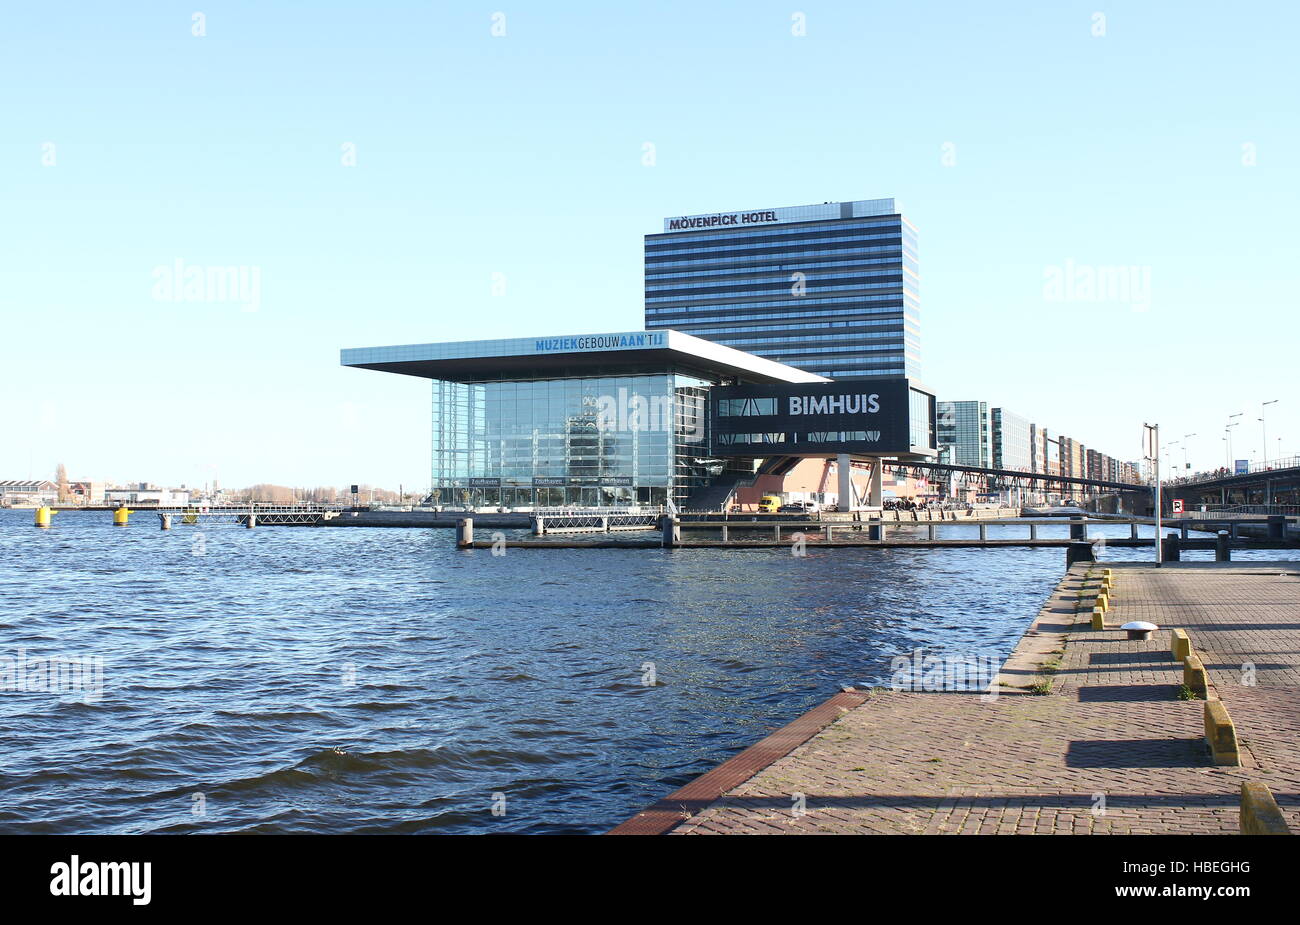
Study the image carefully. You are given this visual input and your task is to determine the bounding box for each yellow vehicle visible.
[758,494,782,513]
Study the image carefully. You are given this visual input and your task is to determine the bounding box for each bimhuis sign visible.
[709,379,917,455]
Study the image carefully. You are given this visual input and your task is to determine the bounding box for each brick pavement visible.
[655,561,1300,835]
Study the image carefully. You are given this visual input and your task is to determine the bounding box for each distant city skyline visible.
[3,2,1296,488]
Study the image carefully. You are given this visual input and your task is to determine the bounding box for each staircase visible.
[682,456,804,511]
[682,475,746,512]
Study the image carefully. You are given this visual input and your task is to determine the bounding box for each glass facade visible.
[429,370,722,508]
[644,199,920,380]
[992,407,1033,472]
[936,400,990,467]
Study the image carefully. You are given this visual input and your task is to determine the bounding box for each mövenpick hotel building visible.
[644,199,920,380]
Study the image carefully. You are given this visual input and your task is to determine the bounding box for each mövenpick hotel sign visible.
[664,210,779,231]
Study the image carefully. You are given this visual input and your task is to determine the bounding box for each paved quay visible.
[611,560,1300,835]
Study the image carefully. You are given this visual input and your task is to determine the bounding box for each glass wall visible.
[644,212,920,380]
[430,371,714,509]
[992,407,1033,471]
[936,400,990,468]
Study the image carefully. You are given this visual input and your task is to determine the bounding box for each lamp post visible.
[1226,414,1242,470]
[1261,400,1278,467]
[1182,433,1196,472]
[1144,423,1161,565]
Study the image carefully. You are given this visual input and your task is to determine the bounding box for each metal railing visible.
[1179,504,1300,518]
[1166,456,1300,485]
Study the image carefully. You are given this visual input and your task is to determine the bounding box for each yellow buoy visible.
[34,505,56,528]
[113,507,131,526]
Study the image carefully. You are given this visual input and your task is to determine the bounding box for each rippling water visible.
[0,509,1231,834]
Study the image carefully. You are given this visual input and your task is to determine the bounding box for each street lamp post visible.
[1182,433,1196,472]
[1144,423,1161,565]
[1226,414,1242,471]
[1261,400,1278,467]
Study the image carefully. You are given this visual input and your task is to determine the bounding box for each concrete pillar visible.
[721,525,728,543]
[531,516,544,536]
[1130,522,1139,539]
[1030,523,1038,540]
[868,458,883,508]
[868,522,881,541]
[774,525,781,542]
[979,523,987,541]
[1180,523,1188,540]
[837,453,853,511]
[160,514,171,530]
[457,517,474,547]
[823,524,832,542]
[1216,530,1231,562]
[245,512,256,529]
[1066,540,1095,566]
[1069,517,1086,540]
[927,523,935,540]
[660,516,679,548]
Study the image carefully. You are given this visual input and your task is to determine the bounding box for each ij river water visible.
[0,510,1241,834]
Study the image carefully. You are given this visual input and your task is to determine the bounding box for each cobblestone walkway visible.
[668,561,1300,835]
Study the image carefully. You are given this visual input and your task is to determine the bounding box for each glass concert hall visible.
[340,330,831,509]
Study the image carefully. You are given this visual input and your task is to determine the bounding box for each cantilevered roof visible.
[341,330,829,385]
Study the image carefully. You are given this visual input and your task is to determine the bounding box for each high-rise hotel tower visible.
[644,199,919,380]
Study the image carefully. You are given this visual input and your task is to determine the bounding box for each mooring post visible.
[823,524,832,542]
[1130,522,1139,539]
[457,517,474,548]
[1069,517,1085,540]
[1162,532,1181,562]
[979,523,987,542]
[721,524,729,543]
[660,515,679,548]
[160,514,171,530]
[927,522,935,541]
[1216,530,1231,562]
[774,524,781,543]
[1268,515,1286,540]
[1029,522,1038,540]
[868,521,881,542]
[1066,540,1095,566]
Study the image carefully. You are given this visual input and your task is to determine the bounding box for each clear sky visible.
[2,1,1296,490]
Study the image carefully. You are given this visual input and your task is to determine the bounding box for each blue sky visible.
[2,1,1296,490]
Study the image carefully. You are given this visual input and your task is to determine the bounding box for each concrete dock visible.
[611,560,1300,834]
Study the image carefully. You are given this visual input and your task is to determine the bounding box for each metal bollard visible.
[457,517,474,547]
